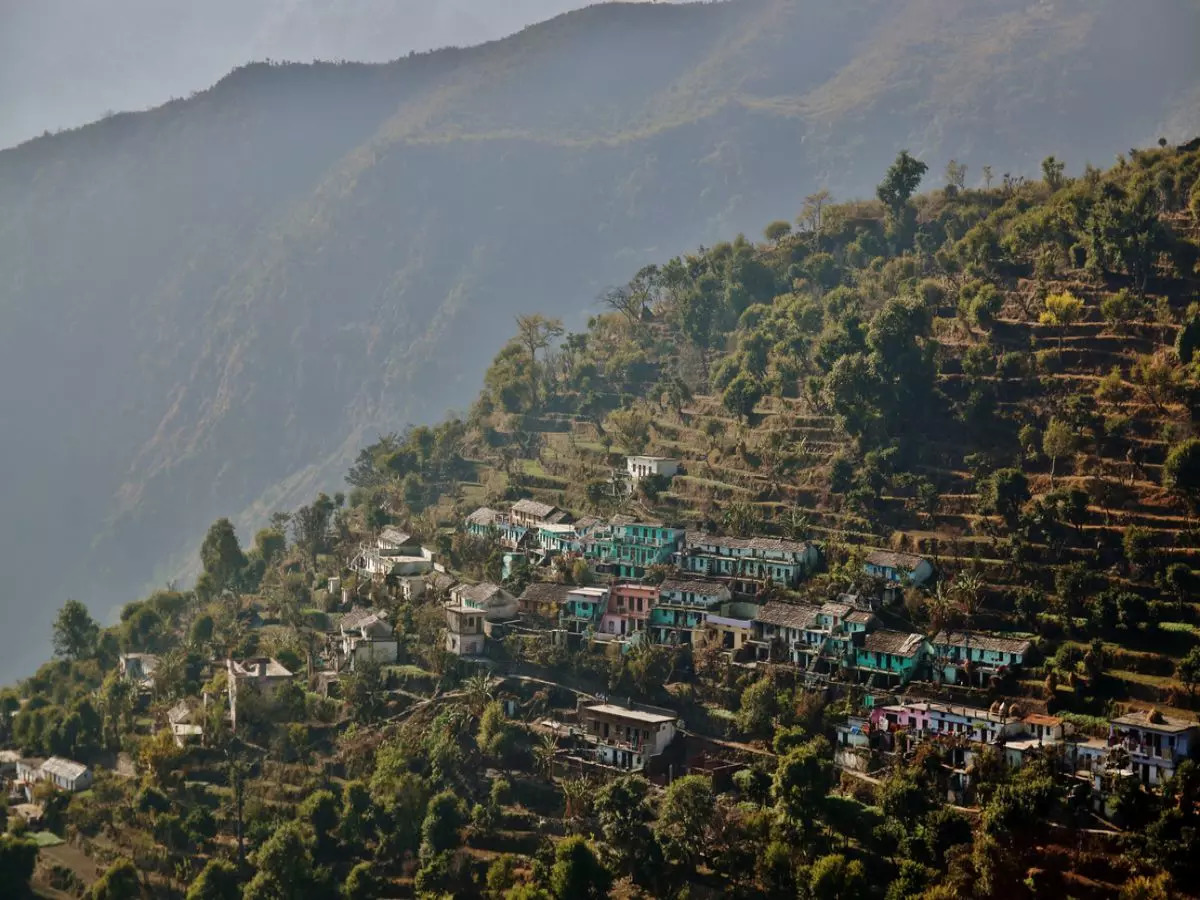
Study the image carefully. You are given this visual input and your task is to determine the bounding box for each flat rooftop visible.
[583,703,676,725]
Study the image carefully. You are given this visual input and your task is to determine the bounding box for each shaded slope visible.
[0,0,1198,678]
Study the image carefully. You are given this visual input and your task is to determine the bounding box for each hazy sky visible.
[0,0,647,149]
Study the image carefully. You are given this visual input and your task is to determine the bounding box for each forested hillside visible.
[1,0,1199,679]
[5,143,1200,899]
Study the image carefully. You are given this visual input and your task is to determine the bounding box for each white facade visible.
[626,456,680,483]
[445,605,486,656]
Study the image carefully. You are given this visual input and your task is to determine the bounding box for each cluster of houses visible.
[836,697,1198,795]
[452,493,1044,694]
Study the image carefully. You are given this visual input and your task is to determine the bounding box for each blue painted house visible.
[465,506,529,550]
[677,533,822,592]
[854,630,929,687]
[583,520,686,579]
[649,579,730,646]
[864,550,934,586]
[559,586,608,636]
[931,631,1033,685]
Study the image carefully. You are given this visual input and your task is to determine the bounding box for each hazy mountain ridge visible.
[1,0,1198,678]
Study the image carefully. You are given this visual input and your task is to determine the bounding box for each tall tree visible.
[514,313,564,411]
[185,859,240,900]
[200,518,247,593]
[654,775,714,867]
[52,598,99,660]
[876,150,928,248]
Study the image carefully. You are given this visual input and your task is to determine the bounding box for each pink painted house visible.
[599,582,657,639]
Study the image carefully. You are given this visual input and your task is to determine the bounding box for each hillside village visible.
[3,141,1200,897]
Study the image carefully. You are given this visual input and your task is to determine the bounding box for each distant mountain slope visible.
[1,0,1198,679]
[0,0,595,148]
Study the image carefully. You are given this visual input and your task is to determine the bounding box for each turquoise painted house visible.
[559,586,608,636]
[853,631,929,686]
[863,550,934,586]
[931,631,1033,685]
[582,520,686,579]
[465,506,529,550]
[677,533,822,591]
[649,579,730,646]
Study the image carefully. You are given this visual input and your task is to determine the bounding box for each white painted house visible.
[444,605,486,657]
[335,608,398,670]
[626,456,680,483]
[226,657,294,731]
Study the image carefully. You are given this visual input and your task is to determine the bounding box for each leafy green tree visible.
[1158,562,1197,612]
[1042,418,1075,485]
[736,677,777,738]
[773,737,834,843]
[654,775,715,867]
[420,790,466,861]
[593,775,661,881]
[200,518,247,593]
[298,789,340,860]
[764,220,792,243]
[342,862,381,900]
[1039,291,1085,349]
[1041,155,1066,189]
[88,858,142,900]
[807,853,868,900]
[292,494,335,568]
[723,371,764,421]
[185,859,240,900]
[876,150,928,247]
[1178,647,1200,699]
[52,598,99,660]
[0,834,38,896]
[980,468,1029,525]
[242,822,321,900]
[548,835,612,900]
[1164,439,1200,509]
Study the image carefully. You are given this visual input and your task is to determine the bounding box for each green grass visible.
[29,831,64,847]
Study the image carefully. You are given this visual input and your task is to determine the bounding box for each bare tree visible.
[798,189,832,252]
[515,313,564,411]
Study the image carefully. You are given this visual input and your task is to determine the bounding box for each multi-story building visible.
[930,631,1034,686]
[332,608,398,670]
[226,658,295,731]
[582,520,686,579]
[465,506,530,550]
[351,528,435,579]
[702,601,761,651]
[1108,709,1198,786]
[510,498,571,529]
[853,631,929,687]
[863,550,934,587]
[575,698,679,771]
[751,601,821,664]
[559,586,609,637]
[649,579,731,646]
[677,533,822,592]
[598,583,657,641]
[444,605,486,657]
[451,582,519,622]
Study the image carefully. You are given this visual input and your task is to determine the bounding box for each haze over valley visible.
[0,0,1197,679]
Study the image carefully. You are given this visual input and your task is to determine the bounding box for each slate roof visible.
[519,582,574,608]
[862,630,926,657]
[41,757,89,781]
[230,658,294,679]
[846,610,877,625]
[753,601,819,629]
[865,550,928,571]
[455,582,507,606]
[511,498,561,519]
[378,527,413,546]
[466,506,503,526]
[820,602,854,619]
[932,631,1033,656]
[685,532,814,554]
[659,579,729,598]
[339,607,386,632]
